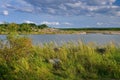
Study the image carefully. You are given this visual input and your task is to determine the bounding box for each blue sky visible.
[0,0,120,28]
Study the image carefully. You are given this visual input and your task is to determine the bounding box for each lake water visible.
[0,34,120,46]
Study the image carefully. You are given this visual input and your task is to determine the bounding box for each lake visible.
[0,34,120,46]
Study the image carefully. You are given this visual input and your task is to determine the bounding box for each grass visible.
[0,34,120,80]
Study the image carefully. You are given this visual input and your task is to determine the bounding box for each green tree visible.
[7,23,19,32]
[38,24,49,29]
[19,23,32,32]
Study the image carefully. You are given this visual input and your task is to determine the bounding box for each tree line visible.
[0,23,49,33]
[60,28,120,31]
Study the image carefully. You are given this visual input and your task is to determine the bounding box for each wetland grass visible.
[0,34,120,80]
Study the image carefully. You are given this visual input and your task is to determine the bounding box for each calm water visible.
[0,34,120,46]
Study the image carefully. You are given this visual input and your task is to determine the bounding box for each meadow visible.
[0,33,120,80]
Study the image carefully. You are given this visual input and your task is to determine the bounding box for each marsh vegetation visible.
[0,33,120,80]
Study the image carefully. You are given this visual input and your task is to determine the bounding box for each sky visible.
[0,0,120,28]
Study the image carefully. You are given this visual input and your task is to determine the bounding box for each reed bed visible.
[0,34,120,80]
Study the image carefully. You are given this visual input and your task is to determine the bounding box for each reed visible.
[0,34,120,80]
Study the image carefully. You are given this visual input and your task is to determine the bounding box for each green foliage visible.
[0,23,49,34]
[0,35,120,80]
[19,23,33,32]
[7,23,19,32]
[38,24,49,29]
[60,28,120,31]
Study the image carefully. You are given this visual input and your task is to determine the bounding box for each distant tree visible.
[7,23,19,32]
[19,23,32,32]
[28,23,37,28]
[0,22,50,33]
[38,24,49,29]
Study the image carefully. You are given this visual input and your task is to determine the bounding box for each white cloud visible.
[2,3,11,8]
[115,11,120,16]
[59,4,67,10]
[24,20,35,23]
[66,1,83,8]
[47,8,56,14]
[41,21,72,26]
[96,22,103,26]
[0,21,4,24]
[3,0,34,13]
[41,0,118,16]
[41,21,60,25]
[86,6,99,11]
[63,22,72,25]
[3,10,9,16]
[1,0,120,16]
[109,0,116,5]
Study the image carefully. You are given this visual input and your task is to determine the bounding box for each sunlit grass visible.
[0,34,120,80]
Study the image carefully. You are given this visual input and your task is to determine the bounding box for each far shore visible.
[1,28,120,35]
[1,23,120,35]
[82,31,120,35]
[1,31,120,35]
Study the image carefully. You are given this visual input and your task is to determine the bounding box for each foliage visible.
[38,24,49,29]
[0,23,49,34]
[60,28,120,31]
[0,35,120,80]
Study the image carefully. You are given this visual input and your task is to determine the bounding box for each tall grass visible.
[0,34,120,80]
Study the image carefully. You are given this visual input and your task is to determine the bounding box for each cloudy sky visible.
[0,0,120,28]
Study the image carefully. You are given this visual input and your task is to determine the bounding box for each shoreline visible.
[85,31,120,35]
[0,30,120,35]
